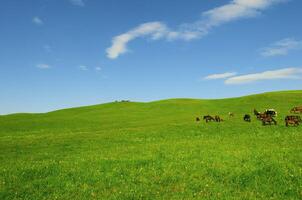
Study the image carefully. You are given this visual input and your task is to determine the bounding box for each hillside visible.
[1,90,302,199]
[1,90,302,134]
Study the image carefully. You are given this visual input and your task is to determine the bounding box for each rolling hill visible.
[1,90,302,199]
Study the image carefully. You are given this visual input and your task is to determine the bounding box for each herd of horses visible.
[195,106,302,127]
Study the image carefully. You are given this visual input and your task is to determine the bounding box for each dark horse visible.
[214,115,223,122]
[203,115,215,123]
[243,114,251,122]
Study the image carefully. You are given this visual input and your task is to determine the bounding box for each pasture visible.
[0,90,302,199]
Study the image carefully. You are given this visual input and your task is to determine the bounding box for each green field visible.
[1,90,302,199]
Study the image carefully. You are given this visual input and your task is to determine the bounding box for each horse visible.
[254,109,269,119]
[264,109,277,117]
[228,112,234,117]
[214,115,223,122]
[243,114,251,122]
[203,115,215,123]
[290,106,302,114]
[196,117,200,122]
[285,115,301,126]
[261,116,277,126]
[257,113,268,120]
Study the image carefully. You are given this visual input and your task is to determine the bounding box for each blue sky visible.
[0,0,302,114]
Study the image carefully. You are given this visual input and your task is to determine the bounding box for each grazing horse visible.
[215,115,223,122]
[285,115,301,126]
[203,115,215,123]
[290,106,302,114]
[257,113,267,120]
[261,116,277,126]
[243,114,251,122]
[228,112,234,117]
[254,109,265,117]
[196,117,200,122]
[254,109,268,120]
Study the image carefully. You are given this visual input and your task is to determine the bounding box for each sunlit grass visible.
[1,91,302,199]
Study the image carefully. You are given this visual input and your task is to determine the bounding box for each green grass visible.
[1,90,302,199]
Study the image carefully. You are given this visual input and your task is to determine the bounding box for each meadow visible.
[0,90,302,199]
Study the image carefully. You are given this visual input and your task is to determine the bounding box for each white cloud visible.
[107,0,284,59]
[106,22,171,59]
[225,68,302,84]
[201,0,282,28]
[32,17,43,25]
[69,0,85,6]
[204,72,237,80]
[79,65,88,71]
[260,38,302,57]
[36,64,51,69]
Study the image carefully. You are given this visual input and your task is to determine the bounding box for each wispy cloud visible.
[106,22,170,59]
[107,0,284,59]
[32,17,43,25]
[69,0,85,6]
[95,67,102,71]
[225,68,302,84]
[260,38,302,57]
[79,65,88,71]
[204,72,237,80]
[36,64,51,69]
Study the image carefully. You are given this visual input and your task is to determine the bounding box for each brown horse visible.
[261,116,277,125]
[257,113,268,120]
[254,108,275,119]
[290,106,302,113]
[285,115,301,126]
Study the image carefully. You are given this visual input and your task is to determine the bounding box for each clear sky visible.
[1,0,302,114]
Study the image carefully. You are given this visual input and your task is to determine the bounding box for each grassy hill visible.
[1,90,302,199]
